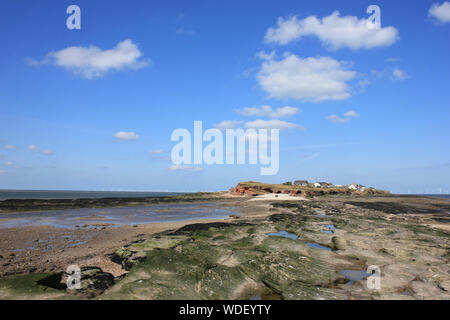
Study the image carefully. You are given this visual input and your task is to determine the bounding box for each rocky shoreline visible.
[0,191,449,300]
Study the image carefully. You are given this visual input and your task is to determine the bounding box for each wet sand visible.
[0,218,242,277]
[0,200,243,277]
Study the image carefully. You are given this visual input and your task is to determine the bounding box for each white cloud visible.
[4,161,14,167]
[244,119,303,130]
[357,78,372,88]
[30,39,149,79]
[326,115,350,123]
[265,12,399,50]
[150,149,164,154]
[358,67,409,89]
[214,120,243,130]
[3,144,17,150]
[344,110,360,118]
[429,2,450,23]
[114,131,140,141]
[265,16,303,45]
[257,52,356,102]
[392,68,409,80]
[235,105,300,118]
[28,145,53,155]
[168,165,203,172]
[256,50,276,61]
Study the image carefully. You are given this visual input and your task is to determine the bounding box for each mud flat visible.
[0,193,449,300]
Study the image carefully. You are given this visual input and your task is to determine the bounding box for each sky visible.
[0,0,449,194]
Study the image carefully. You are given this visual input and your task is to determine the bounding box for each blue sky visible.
[0,0,449,193]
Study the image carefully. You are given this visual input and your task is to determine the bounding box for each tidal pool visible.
[306,242,332,251]
[339,270,372,286]
[320,224,336,234]
[267,231,299,240]
[0,202,238,229]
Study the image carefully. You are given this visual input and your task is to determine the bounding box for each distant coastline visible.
[0,190,188,201]
[397,194,450,200]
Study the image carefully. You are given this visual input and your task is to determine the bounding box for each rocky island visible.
[0,182,448,300]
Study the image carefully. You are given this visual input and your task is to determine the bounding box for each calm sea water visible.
[0,202,238,229]
[398,194,450,200]
[425,194,450,200]
[0,190,187,201]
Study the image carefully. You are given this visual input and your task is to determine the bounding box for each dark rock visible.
[169,222,251,235]
[60,266,115,296]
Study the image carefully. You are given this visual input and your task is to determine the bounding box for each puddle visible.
[67,241,87,247]
[339,270,372,286]
[267,231,298,240]
[402,289,413,296]
[306,242,332,251]
[319,224,336,234]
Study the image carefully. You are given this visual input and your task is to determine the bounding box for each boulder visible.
[60,266,115,297]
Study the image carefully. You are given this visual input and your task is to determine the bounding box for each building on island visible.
[294,180,309,187]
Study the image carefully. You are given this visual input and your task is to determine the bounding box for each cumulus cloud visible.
[28,145,53,155]
[326,115,350,123]
[214,120,243,130]
[257,52,356,102]
[3,144,17,150]
[344,110,360,118]
[244,119,303,130]
[114,131,140,141]
[429,2,450,23]
[392,68,409,80]
[235,105,300,118]
[265,12,399,50]
[29,39,149,79]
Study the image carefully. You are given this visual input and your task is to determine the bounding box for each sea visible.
[0,190,237,229]
[0,190,187,201]
[397,194,450,200]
